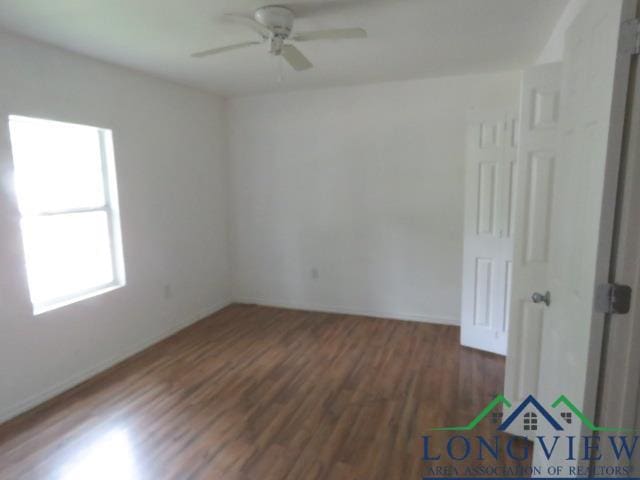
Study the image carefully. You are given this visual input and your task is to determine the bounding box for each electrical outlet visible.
[311,267,319,280]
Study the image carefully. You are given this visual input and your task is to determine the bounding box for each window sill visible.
[33,282,125,315]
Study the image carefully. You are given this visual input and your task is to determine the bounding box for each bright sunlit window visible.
[8,116,125,314]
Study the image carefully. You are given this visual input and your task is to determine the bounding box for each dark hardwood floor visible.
[0,304,529,479]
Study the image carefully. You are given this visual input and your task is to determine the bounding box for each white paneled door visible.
[461,109,518,355]
[503,62,561,437]
[532,0,637,472]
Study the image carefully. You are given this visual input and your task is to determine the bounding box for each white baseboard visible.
[233,297,459,326]
[0,300,231,424]
[0,299,455,423]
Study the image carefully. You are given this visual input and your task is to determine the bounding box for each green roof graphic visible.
[551,395,632,433]
[430,394,511,431]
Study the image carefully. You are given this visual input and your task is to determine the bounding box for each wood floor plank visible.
[0,304,529,479]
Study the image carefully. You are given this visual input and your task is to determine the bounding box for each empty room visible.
[1,0,640,479]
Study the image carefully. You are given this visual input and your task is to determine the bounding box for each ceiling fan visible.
[191,5,367,71]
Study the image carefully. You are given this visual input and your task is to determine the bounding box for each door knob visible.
[531,291,551,306]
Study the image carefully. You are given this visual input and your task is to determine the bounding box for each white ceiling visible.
[0,0,567,96]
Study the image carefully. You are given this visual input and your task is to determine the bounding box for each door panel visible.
[531,88,560,130]
[477,162,498,236]
[524,151,555,263]
[519,302,544,392]
[504,161,517,238]
[503,115,519,240]
[473,258,494,327]
[503,260,512,332]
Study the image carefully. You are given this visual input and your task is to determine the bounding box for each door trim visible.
[594,16,640,469]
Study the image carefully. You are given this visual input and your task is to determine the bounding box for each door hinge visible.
[595,283,632,315]
[620,18,640,56]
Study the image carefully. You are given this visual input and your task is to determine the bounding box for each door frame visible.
[571,2,640,463]
[594,33,640,463]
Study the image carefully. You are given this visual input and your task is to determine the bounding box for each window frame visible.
[8,115,126,314]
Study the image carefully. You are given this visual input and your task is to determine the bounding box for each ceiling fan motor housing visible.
[254,6,294,37]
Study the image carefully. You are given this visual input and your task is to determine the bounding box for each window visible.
[523,412,538,431]
[561,411,572,424]
[8,116,125,314]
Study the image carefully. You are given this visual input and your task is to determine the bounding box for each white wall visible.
[0,32,231,421]
[227,71,521,324]
[536,0,588,63]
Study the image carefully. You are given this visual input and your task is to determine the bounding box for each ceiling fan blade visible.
[281,44,313,71]
[291,28,367,42]
[222,13,272,39]
[191,41,261,58]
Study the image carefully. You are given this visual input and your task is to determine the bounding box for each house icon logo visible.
[430,393,629,433]
[497,395,563,432]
